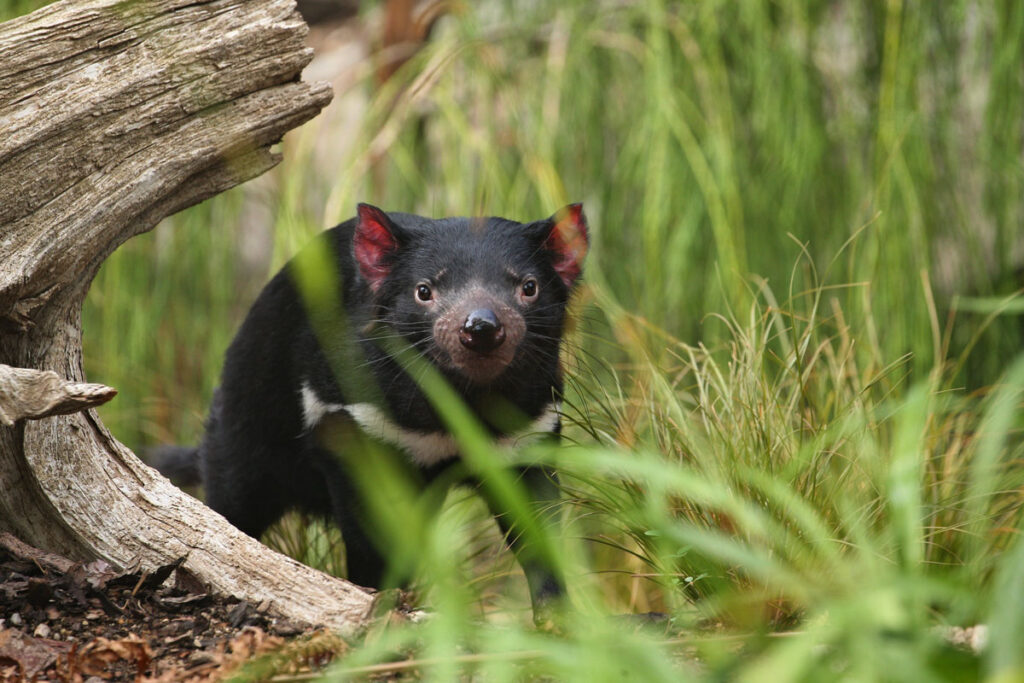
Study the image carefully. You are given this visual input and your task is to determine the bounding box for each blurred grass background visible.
[5,0,1024,679]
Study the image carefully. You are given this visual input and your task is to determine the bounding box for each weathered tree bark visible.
[0,0,375,631]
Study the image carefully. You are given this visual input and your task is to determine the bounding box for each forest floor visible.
[0,534,351,682]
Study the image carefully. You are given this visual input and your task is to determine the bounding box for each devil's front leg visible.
[479,462,565,622]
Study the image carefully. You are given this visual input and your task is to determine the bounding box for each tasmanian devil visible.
[155,203,589,617]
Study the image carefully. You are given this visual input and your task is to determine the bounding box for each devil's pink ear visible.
[543,203,589,288]
[353,203,401,291]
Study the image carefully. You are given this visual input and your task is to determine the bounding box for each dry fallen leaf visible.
[76,633,152,678]
[0,628,72,679]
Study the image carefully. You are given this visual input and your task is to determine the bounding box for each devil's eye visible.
[416,283,433,302]
[521,279,538,298]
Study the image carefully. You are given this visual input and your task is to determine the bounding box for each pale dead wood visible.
[0,0,376,632]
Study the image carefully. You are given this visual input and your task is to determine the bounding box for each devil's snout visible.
[459,309,506,352]
[434,291,524,382]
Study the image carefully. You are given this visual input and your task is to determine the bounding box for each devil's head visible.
[352,204,589,385]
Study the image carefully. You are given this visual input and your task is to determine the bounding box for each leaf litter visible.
[0,533,348,681]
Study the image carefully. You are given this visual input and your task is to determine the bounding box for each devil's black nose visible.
[459,309,506,352]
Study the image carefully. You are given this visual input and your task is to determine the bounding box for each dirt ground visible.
[0,534,349,682]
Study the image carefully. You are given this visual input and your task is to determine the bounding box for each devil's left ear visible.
[531,203,589,288]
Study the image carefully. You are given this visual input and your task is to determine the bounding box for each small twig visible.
[130,570,150,598]
[318,649,551,677]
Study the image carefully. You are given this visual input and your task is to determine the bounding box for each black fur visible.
[150,445,200,486]
[156,205,588,616]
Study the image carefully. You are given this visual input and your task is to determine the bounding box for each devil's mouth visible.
[448,351,514,383]
[417,342,511,384]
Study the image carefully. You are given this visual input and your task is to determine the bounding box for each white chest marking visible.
[300,382,346,430]
[343,402,458,465]
[299,382,561,467]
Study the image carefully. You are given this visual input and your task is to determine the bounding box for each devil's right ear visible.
[526,203,589,289]
[353,203,404,291]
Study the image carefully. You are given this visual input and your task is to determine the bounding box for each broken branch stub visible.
[0,0,376,632]
[0,365,116,427]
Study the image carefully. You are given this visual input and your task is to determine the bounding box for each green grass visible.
[5,0,1024,679]
[0,0,48,17]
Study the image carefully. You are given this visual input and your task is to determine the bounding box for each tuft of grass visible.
[297,270,1023,681]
